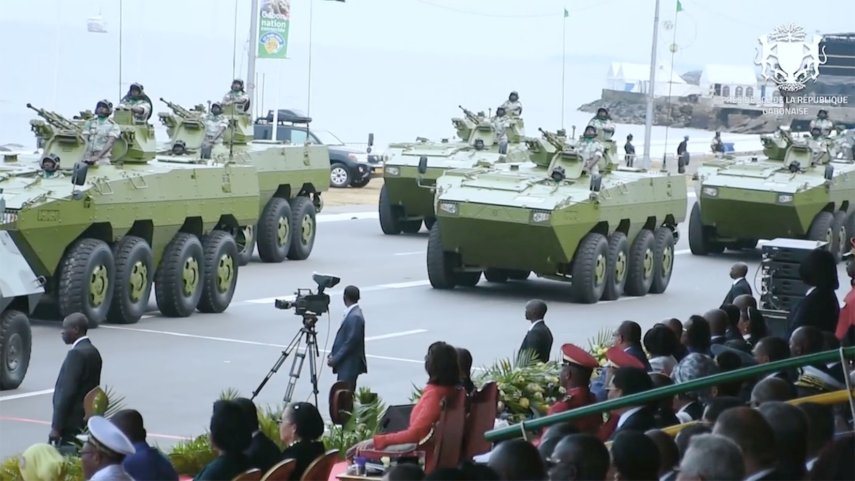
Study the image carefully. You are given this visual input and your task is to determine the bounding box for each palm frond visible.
[168,433,216,476]
[258,404,286,450]
[218,387,241,401]
[322,389,386,459]
[475,353,563,424]
[409,383,424,403]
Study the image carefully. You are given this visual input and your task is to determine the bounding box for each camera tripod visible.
[251,315,321,406]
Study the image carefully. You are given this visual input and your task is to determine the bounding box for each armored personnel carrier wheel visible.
[257,197,293,263]
[570,233,609,304]
[0,310,31,390]
[287,196,317,261]
[379,185,402,235]
[426,222,456,289]
[107,236,154,324]
[625,229,655,296]
[58,238,116,327]
[807,211,836,257]
[197,231,239,314]
[688,203,724,255]
[424,217,436,231]
[650,227,676,294]
[401,220,422,234]
[235,225,256,266]
[454,271,481,287]
[484,268,509,283]
[602,232,629,301]
[155,233,205,318]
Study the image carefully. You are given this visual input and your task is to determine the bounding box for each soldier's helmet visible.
[811,127,822,137]
[95,99,113,114]
[496,107,506,116]
[211,102,223,113]
[818,109,828,118]
[128,83,144,96]
[40,153,60,173]
[232,79,245,91]
[474,139,485,150]
[509,91,519,101]
[584,125,597,137]
[596,107,609,118]
[627,134,633,140]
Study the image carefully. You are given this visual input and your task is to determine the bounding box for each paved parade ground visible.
[0,190,848,459]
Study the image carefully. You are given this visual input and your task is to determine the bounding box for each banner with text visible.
[257,0,291,59]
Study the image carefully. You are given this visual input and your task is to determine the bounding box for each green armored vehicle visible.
[689,127,855,261]
[379,106,529,235]
[2,105,259,326]
[158,102,330,266]
[422,127,687,303]
[0,203,45,390]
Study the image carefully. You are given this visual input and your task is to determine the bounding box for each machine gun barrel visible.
[458,104,480,123]
[538,127,564,149]
[25,103,80,132]
[159,97,193,118]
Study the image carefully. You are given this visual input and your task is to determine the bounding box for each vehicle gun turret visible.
[26,103,81,134]
[458,105,481,124]
[159,97,196,119]
[158,98,207,152]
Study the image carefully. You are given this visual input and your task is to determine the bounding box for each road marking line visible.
[394,251,424,256]
[366,329,427,341]
[676,249,690,255]
[0,416,191,440]
[317,212,378,223]
[0,389,54,402]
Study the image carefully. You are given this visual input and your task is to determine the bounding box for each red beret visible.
[606,346,645,369]
[561,343,600,369]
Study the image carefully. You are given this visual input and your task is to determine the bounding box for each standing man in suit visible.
[328,285,367,391]
[722,263,752,307]
[50,312,102,447]
[519,299,553,363]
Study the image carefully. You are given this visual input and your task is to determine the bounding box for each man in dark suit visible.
[614,320,651,371]
[705,309,730,345]
[233,397,281,473]
[597,367,657,441]
[519,299,553,362]
[722,263,752,307]
[328,285,367,391]
[50,312,102,446]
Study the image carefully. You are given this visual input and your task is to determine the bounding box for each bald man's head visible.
[713,407,777,471]
[525,299,547,321]
[730,263,749,279]
[750,377,793,407]
[789,326,824,357]
[733,294,756,312]
[705,309,730,336]
[60,312,89,345]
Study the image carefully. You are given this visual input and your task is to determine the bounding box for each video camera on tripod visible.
[274,273,341,324]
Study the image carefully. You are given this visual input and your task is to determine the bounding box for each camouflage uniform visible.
[579,138,605,176]
[492,117,510,143]
[82,117,120,165]
[809,118,834,137]
[223,90,250,113]
[203,113,228,146]
[588,117,615,140]
[500,100,522,117]
[119,98,151,123]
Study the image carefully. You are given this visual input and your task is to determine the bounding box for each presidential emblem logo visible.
[755,24,827,92]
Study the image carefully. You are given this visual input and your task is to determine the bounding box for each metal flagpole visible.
[118,0,123,98]
[246,0,260,110]
[662,8,679,168]
[642,0,661,170]
[232,0,239,79]
[307,0,315,117]
[561,9,567,130]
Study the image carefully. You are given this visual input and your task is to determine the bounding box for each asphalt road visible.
[0,195,849,459]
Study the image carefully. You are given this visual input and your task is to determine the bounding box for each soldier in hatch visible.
[710,131,724,156]
[579,125,605,176]
[200,102,229,159]
[809,109,834,137]
[500,91,522,117]
[118,83,153,123]
[587,107,615,140]
[808,126,829,164]
[223,79,250,113]
[492,106,511,153]
[39,153,62,178]
[81,100,120,166]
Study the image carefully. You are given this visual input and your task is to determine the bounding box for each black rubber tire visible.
[424,217,436,231]
[330,163,351,188]
[106,236,154,324]
[570,233,609,304]
[650,227,676,294]
[257,197,293,263]
[831,211,847,263]
[401,220,422,234]
[235,225,255,266]
[0,310,31,390]
[197,231,239,314]
[379,185,402,235]
[625,229,655,296]
[58,238,115,328]
[602,232,629,301]
[155,233,205,318]
[688,203,709,255]
[484,268,509,283]
[507,270,530,280]
[287,196,317,261]
[426,222,456,289]
[807,211,835,256]
[455,271,481,287]
[350,176,371,188]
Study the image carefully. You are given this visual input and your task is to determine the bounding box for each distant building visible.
[606,62,700,98]
[818,32,855,77]
[698,64,760,104]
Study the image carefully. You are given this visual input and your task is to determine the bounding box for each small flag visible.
[563,7,569,18]
[676,0,683,12]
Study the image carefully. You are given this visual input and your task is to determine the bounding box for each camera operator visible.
[327,286,367,391]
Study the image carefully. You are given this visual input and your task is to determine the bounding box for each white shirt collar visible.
[72,336,89,348]
[617,406,643,429]
[744,467,774,481]
[806,457,818,471]
[659,471,675,481]
[528,319,544,331]
[732,277,745,285]
[343,303,358,318]
[806,286,816,296]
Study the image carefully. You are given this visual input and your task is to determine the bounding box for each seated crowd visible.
[16,246,855,481]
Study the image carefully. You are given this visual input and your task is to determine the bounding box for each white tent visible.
[699,65,760,102]
[606,62,700,97]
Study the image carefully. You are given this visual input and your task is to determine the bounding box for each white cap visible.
[77,416,136,456]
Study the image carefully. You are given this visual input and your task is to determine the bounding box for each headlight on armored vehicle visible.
[776,193,794,204]
[1,210,18,225]
[385,166,400,176]
[438,202,458,215]
[530,210,551,224]
[702,187,719,197]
